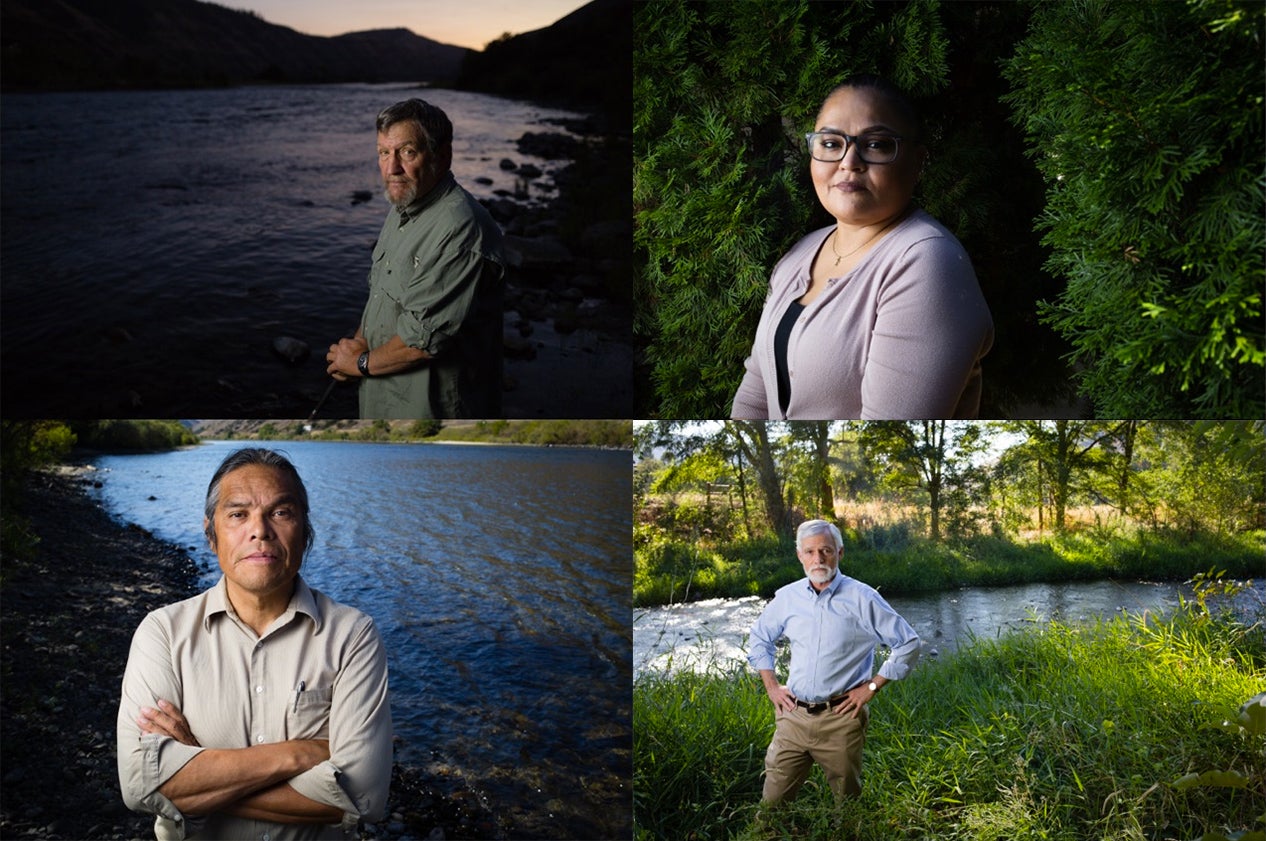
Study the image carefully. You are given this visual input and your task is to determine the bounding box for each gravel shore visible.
[0,468,503,840]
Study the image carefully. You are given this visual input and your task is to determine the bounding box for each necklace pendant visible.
[834,255,842,266]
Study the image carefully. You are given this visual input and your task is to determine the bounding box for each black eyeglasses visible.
[805,131,903,164]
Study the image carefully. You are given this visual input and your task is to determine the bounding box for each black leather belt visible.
[796,695,847,714]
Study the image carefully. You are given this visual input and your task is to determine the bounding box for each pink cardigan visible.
[730,210,993,419]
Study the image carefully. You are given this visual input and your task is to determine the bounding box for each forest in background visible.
[634,420,1264,605]
[634,0,1264,418]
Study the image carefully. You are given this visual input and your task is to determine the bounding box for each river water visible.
[1,84,603,419]
[634,578,1266,679]
[87,440,632,840]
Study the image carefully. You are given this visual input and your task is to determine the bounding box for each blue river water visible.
[87,439,632,839]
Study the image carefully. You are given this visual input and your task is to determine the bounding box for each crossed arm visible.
[137,699,342,823]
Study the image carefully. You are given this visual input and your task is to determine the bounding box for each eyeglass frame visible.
[804,131,904,164]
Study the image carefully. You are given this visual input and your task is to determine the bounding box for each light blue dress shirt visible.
[747,572,921,702]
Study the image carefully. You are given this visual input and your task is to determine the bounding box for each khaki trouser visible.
[761,703,869,804]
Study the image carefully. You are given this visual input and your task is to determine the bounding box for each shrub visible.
[1003,0,1265,416]
[634,0,959,417]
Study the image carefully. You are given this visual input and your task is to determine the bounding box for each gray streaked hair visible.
[796,519,843,551]
[203,448,315,554]
[376,98,453,153]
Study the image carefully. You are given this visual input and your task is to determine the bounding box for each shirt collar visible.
[803,570,846,597]
[396,171,456,225]
[203,575,323,635]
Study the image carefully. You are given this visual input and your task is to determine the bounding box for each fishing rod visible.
[307,378,340,423]
[308,327,360,422]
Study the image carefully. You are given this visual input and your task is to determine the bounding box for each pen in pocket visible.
[293,680,305,712]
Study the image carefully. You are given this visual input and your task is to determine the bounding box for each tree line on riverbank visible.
[0,419,631,562]
[634,421,1265,606]
[199,418,633,448]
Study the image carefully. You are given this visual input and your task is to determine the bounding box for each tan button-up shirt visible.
[117,576,392,840]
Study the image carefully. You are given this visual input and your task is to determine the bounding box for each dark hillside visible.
[455,0,631,127]
[1,0,469,90]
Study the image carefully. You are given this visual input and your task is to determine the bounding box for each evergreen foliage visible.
[1003,0,1265,417]
[635,1,1063,417]
[635,0,957,417]
[636,1,1263,418]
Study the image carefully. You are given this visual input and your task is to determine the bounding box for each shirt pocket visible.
[287,685,333,740]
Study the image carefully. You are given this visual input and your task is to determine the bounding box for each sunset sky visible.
[225,0,592,50]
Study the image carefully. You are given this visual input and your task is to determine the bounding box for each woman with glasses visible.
[730,75,993,419]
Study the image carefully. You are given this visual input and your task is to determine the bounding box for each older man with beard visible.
[747,519,920,807]
[326,98,505,418]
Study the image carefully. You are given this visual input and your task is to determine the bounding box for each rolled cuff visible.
[137,735,206,836]
[395,310,452,357]
[877,639,922,681]
[153,815,207,841]
[289,760,361,831]
[746,650,776,674]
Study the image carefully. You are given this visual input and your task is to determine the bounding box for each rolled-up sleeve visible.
[746,597,786,673]
[288,615,392,827]
[867,598,921,682]
[396,246,497,358]
[117,613,204,830]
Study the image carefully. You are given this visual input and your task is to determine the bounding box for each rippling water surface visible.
[89,440,632,839]
[635,579,1266,678]
[2,84,589,418]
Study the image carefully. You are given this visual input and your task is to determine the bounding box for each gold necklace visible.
[829,218,899,266]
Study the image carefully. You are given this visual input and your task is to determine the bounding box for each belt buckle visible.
[803,700,828,714]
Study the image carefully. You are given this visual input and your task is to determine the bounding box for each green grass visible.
[634,604,1266,840]
[633,527,1266,607]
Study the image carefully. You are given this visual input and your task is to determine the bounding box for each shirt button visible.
[256,734,265,743]
[255,685,264,694]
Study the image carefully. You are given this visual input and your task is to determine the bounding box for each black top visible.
[774,300,805,415]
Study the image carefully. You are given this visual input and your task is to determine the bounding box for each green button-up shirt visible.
[359,172,505,418]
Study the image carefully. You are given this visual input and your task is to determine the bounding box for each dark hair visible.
[203,448,315,554]
[822,74,924,143]
[376,98,454,152]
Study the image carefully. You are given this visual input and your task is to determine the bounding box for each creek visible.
[634,577,1265,678]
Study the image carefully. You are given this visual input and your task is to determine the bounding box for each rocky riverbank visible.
[490,123,633,419]
[307,119,633,422]
[0,469,505,840]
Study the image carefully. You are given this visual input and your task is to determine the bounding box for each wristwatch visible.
[867,681,878,693]
[357,351,371,377]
